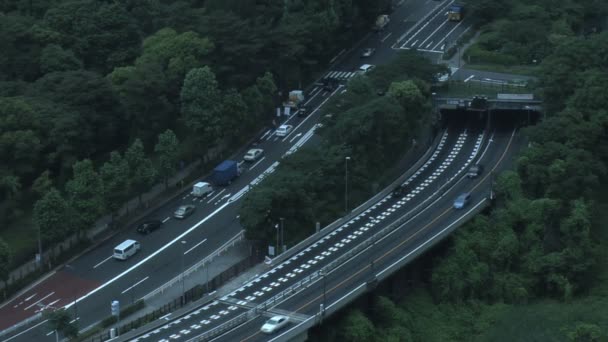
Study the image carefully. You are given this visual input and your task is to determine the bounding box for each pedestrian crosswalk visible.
[323,70,358,81]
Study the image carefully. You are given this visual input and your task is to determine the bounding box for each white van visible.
[113,239,141,260]
[192,181,213,198]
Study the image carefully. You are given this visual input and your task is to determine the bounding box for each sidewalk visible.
[446,31,480,69]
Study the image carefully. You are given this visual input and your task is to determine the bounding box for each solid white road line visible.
[4,320,48,341]
[464,75,475,82]
[381,32,393,42]
[248,157,265,171]
[289,133,302,143]
[477,133,495,163]
[93,255,114,269]
[63,201,233,312]
[184,239,208,255]
[281,85,343,142]
[162,217,170,223]
[24,292,55,311]
[207,189,225,204]
[432,21,467,51]
[122,276,149,294]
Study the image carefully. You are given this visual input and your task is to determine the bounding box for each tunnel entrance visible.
[435,94,543,130]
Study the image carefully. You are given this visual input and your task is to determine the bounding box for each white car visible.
[361,48,376,57]
[358,64,375,74]
[244,148,264,162]
[260,315,289,334]
[275,125,293,137]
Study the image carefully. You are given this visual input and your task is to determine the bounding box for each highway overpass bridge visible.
[115,119,522,342]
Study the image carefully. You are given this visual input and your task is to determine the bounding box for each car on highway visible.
[358,64,375,74]
[275,124,293,137]
[136,220,163,234]
[174,204,195,219]
[361,47,376,57]
[244,148,264,162]
[260,315,289,334]
[297,105,308,117]
[392,183,409,197]
[467,164,484,178]
[453,193,471,209]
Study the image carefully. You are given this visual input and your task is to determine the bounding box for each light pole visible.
[64,265,77,322]
[345,156,351,215]
[280,218,285,253]
[275,223,280,256]
[322,270,326,310]
[180,240,186,304]
[37,225,42,269]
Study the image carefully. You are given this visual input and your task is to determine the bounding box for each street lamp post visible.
[37,226,42,269]
[64,265,77,321]
[345,156,351,215]
[275,223,280,256]
[322,270,326,310]
[280,218,285,253]
[180,240,187,304]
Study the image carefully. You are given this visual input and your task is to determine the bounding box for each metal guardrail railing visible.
[142,231,245,301]
[180,132,450,341]
[0,312,42,338]
[269,129,444,267]
[168,129,481,341]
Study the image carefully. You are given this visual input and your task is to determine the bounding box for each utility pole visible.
[280,218,285,252]
[345,156,351,215]
[180,240,187,304]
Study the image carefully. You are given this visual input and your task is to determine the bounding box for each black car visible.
[392,183,409,197]
[136,220,163,234]
[322,79,336,92]
[297,105,308,117]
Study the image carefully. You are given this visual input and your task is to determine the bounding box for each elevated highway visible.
[119,118,521,342]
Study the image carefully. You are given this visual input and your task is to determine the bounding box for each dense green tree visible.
[107,62,173,144]
[221,89,249,142]
[0,238,11,288]
[43,1,141,72]
[181,67,224,155]
[44,308,78,339]
[137,28,213,96]
[31,170,53,199]
[33,187,72,243]
[0,172,21,202]
[65,159,104,237]
[154,129,179,189]
[566,322,603,342]
[124,139,156,205]
[30,70,126,156]
[39,44,82,74]
[100,151,130,222]
[337,309,375,342]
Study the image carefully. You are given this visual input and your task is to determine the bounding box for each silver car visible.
[174,205,195,219]
[244,148,264,162]
[260,315,289,334]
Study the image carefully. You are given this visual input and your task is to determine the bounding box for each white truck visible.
[192,181,213,197]
[283,90,305,109]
